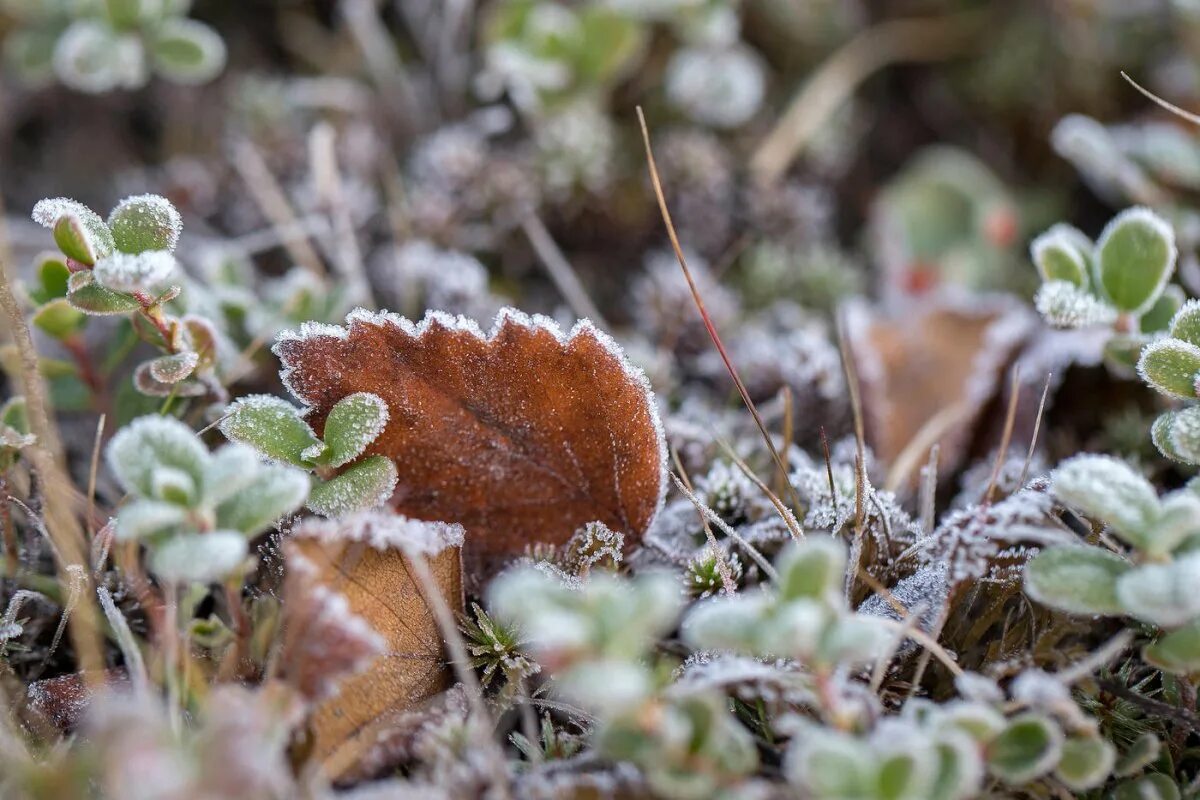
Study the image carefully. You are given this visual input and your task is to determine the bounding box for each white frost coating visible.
[1035,281,1117,329]
[93,250,176,291]
[293,509,464,555]
[273,306,670,527]
[32,198,93,228]
[109,194,184,252]
[1095,206,1178,313]
[665,44,765,129]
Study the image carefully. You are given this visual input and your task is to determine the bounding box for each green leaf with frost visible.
[151,19,227,85]
[1115,555,1200,628]
[107,194,182,254]
[30,253,70,303]
[1145,618,1200,674]
[788,733,874,799]
[317,392,390,468]
[1147,492,1200,556]
[1138,338,1200,399]
[1095,207,1177,314]
[106,415,208,499]
[306,455,397,517]
[215,464,308,535]
[218,395,321,467]
[1031,228,1088,287]
[1169,298,1200,346]
[986,714,1062,785]
[150,465,196,505]
[66,270,141,315]
[32,298,85,339]
[1055,736,1116,791]
[114,499,187,541]
[1051,455,1159,546]
[776,536,845,602]
[682,592,772,654]
[146,351,198,384]
[202,444,259,507]
[1152,411,1190,464]
[1024,546,1129,616]
[148,531,247,584]
[32,198,113,266]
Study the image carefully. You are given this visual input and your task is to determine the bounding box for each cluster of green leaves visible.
[1025,455,1200,674]
[490,567,759,798]
[28,194,226,404]
[218,393,397,518]
[1032,208,1180,370]
[107,415,308,584]
[1137,300,1200,465]
[684,537,888,670]
[4,0,225,93]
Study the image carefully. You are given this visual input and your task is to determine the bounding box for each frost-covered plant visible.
[218,392,397,518]
[3,0,226,92]
[1024,454,1200,673]
[28,193,228,401]
[1030,208,1179,370]
[684,537,889,671]
[106,415,308,583]
[490,567,759,797]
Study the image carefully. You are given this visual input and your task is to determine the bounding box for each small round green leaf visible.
[986,714,1063,785]
[1055,736,1116,791]
[218,395,321,467]
[1169,298,1200,346]
[1024,546,1129,616]
[32,297,86,339]
[1113,774,1181,800]
[776,536,845,602]
[151,19,226,85]
[1051,454,1160,546]
[106,415,208,500]
[1031,228,1088,287]
[66,271,141,315]
[319,392,390,468]
[307,455,398,518]
[1137,338,1200,399]
[1115,732,1161,777]
[148,530,247,584]
[49,210,114,266]
[108,194,182,254]
[1095,207,1177,314]
[1145,617,1200,673]
[1115,555,1200,627]
[214,464,309,536]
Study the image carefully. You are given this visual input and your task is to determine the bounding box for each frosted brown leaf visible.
[274,308,666,578]
[844,296,1033,483]
[285,512,465,781]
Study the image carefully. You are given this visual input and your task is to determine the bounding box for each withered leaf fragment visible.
[286,511,465,781]
[274,308,666,578]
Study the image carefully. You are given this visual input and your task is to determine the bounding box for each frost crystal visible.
[1034,280,1117,328]
[292,510,464,555]
[94,250,177,291]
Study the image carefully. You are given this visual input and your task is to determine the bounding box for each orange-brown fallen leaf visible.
[284,512,465,781]
[274,308,666,579]
[844,295,1033,487]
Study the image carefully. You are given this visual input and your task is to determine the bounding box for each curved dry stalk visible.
[751,9,988,184]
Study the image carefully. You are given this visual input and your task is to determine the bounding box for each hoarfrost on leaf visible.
[93,250,177,292]
[1034,280,1117,328]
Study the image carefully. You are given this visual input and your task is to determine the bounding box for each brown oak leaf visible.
[274,308,666,578]
[285,511,465,781]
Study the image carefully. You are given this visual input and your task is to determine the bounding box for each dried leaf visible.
[287,512,465,780]
[845,296,1032,481]
[274,308,666,578]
